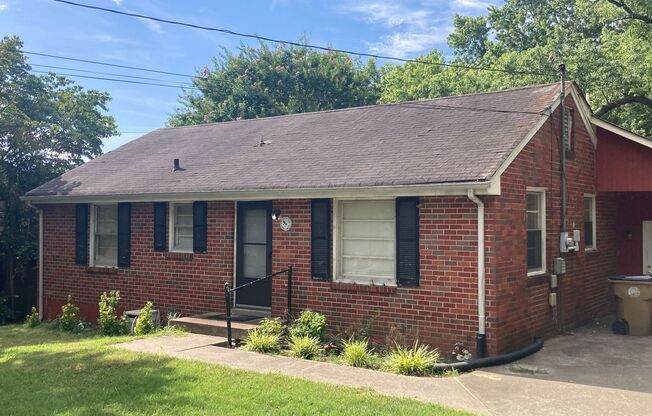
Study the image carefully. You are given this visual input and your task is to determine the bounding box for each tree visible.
[379,0,652,137]
[169,42,380,126]
[0,36,117,313]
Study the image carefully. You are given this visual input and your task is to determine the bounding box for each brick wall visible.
[41,201,234,320]
[485,98,617,353]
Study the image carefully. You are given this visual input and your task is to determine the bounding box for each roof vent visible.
[173,158,181,172]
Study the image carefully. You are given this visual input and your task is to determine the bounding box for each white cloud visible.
[92,34,141,46]
[137,17,163,33]
[451,0,494,10]
[111,0,123,6]
[0,3,8,12]
[340,1,453,58]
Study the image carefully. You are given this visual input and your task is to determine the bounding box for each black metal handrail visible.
[223,265,293,348]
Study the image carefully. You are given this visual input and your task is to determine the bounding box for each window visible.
[336,200,395,285]
[93,205,117,267]
[584,195,596,249]
[170,203,193,252]
[563,107,574,151]
[526,191,545,274]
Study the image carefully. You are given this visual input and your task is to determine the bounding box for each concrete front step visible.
[171,312,262,339]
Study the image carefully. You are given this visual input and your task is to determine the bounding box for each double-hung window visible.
[93,205,117,267]
[584,195,596,249]
[336,200,395,285]
[526,190,545,274]
[170,203,193,252]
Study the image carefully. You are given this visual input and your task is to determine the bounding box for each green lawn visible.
[0,325,472,416]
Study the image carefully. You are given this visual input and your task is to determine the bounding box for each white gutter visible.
[467,189,486,357]
[38,208,44,320]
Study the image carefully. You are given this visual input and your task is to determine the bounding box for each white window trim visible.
[332,198,397,286]
[89,203,118,268]
[584,194,597,251]
[526,187,546,276]
[168,202,194,253]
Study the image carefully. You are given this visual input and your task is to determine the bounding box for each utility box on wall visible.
[560,231,580,253]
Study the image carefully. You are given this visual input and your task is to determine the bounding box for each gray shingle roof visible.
[26,83,562,198]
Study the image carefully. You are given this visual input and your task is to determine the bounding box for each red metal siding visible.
[596,128,652,192]
[616,192,652,275]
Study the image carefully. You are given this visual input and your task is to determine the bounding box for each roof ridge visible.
[164,81,564,131]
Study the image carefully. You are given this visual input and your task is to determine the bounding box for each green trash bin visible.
[610,276,652,336]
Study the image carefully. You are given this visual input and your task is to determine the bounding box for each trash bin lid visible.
[609,275,652,282]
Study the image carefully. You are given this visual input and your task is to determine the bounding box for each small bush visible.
[289,310,327,341]
[243,329,281,354]
[288,335,321,360]
[385,341,439,376]
[257,317,285,337]
[342,338,375,368]
[0,295,13,325]
[59,295,81,332]
[98,290,128,336]
[25,307,40,328]
[134,301,154,335]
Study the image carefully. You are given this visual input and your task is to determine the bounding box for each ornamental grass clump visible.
[134,301,154,335]
[243,328,281,354]
[59,295,80,332]
[341,338,375,368]
[288,335,321,360]
[385,341,439,376]
[98,290,128,336]
[289,310,327,341]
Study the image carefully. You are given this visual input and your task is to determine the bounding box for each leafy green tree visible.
[0,36,116,307]
[379,0,652,136]
[169,42,380,126]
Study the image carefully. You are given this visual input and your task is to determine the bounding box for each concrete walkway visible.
[115,323,652,416]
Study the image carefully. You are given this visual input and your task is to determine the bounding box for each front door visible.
[236,201,272,308]
[644,221,652,275]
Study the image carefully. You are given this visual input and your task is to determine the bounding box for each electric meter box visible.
[554,257,566,275]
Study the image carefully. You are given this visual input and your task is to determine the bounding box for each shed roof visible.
[26,82,564,200]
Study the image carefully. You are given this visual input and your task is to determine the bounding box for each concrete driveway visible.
[473,317,652,415]
[117,317,652,416]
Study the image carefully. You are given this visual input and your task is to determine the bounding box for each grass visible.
[0,325,472,416]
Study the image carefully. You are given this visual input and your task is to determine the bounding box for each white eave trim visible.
[592,117,652,150]
[21,180,498,204]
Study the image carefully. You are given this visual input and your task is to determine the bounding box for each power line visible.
[52,0,554,78]
[23,51,195,78]
[31,70,198,90]
[31,64,195,86]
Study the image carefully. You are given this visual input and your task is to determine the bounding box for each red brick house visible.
[24,82,652,356]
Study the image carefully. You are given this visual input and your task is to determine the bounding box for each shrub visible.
[385,341,439,376]
[289,310,327,341]
[98,291,128,336]
[0,295,13,325]
[25,307,40,328]
[341,338,375,368]
[243,329,281,354]
[257,317,285,337]
[134,301,154,335]
[287,335,321,360]
[59,295,80,332]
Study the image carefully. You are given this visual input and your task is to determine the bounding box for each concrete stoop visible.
[170,310,266,339]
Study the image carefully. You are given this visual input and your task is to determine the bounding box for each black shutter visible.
[117,203,131,268]
[153,202,167,252]
[193,201,207,253]
[311,199,331,280]
[396,197,420,286]
[74,204,89,265]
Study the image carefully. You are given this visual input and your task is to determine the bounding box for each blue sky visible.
[1,0,501,151]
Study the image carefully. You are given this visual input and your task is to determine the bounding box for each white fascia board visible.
[592,117,652,150]
[22,180,497,204]
[569,84,598,147]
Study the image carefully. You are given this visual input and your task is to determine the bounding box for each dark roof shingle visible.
[26,83,562,198]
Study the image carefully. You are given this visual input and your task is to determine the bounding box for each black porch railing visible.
[223,265,293,348]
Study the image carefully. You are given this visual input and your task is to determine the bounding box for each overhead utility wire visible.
[31,70,198,90]
[23,50,195,78]
[52,0,553,78]
[31,64,195,86]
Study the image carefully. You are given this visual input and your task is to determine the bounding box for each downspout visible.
[467,189,486,358]
[558,64,567,332]
[38,208,44,320]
